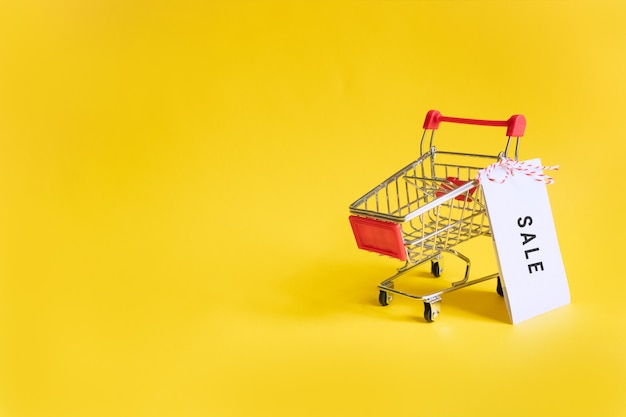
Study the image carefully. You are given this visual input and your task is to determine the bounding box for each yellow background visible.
[1,1,625,416]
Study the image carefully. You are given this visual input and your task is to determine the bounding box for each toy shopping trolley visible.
[349,110,526,322]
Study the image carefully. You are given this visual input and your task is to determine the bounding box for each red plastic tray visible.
[349,216,407,261]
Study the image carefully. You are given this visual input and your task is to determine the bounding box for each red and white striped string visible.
[478,158,559,184]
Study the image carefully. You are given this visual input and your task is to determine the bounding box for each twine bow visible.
[479,158,559,185]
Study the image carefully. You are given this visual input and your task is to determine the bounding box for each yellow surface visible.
[1,1,625,416]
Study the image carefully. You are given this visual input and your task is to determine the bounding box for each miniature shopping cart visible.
[349,110,526,322]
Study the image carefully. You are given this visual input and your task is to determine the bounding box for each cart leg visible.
[441,248,471,287]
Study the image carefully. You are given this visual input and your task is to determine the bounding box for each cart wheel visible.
[431,261,441,278]
[496,276,504,297]
[379,290,392,306]
[424,302,440,322]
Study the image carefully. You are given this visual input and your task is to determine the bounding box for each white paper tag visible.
[479,158,570,324]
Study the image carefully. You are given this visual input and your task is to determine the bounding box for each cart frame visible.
[349,110,526,322]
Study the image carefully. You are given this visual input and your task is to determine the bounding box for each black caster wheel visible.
[496,276,504,297]
[431,261,441,278]
[423,301,440,322]
[379,290,392,306]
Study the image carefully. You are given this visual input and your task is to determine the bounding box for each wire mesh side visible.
[351,153,436,221]
[349,146,501,263]
[401,185,489,263]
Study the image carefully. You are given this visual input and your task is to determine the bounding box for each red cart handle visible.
[423,110,526,137]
